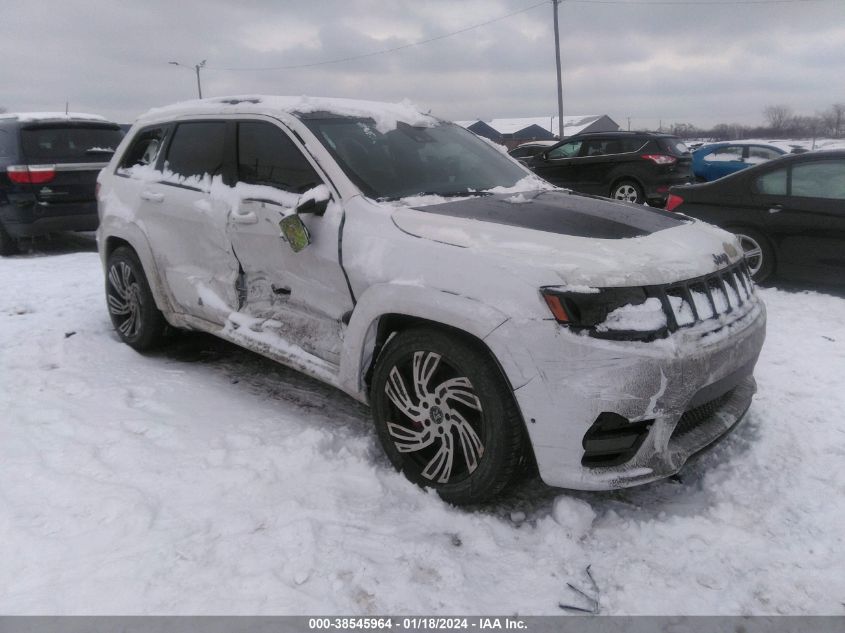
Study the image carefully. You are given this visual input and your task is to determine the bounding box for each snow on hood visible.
[391,190,744,287]
[138,95,436,134]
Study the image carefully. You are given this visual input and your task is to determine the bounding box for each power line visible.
[208,0,548,72]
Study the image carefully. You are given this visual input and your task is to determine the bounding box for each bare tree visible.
[764,105,794,132]
[820,103,845,138]
[0,106,7,114]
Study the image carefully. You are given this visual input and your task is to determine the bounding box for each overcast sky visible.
[1,0,842,130]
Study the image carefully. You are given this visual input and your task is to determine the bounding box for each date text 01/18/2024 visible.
[308,617,528,630]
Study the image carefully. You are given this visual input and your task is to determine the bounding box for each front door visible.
[762,157,845,280]
[531,138,583,189]
[223,118,354,366]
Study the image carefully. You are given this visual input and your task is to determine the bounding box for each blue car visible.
[692,142,785,182]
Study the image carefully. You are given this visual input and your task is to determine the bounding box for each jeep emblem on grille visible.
[712,253,729,266]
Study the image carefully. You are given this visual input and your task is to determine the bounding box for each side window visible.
[621,138,647,153]
[165,122,226,179]
[791,160,845,200]
[119,127,167,169]
[704,146,744,162]
[582,140,608,157]
[755,168,787,195]
[0,129,11,158]
[547,140,582,159]
[237,121,321,193]
[748,146,781,163]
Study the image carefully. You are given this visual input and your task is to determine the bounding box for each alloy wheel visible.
[735,233,764,277]
[383,351,485,484]
[613,183,640,203]
[107,261,143,338]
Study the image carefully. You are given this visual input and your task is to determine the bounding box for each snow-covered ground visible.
[1,234,844,615]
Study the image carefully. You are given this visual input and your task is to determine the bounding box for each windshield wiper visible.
[382,190,493,201]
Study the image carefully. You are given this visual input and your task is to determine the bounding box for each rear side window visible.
[20,124,123,163]
[165,122,226,179]
[659,138,690,155]
[748,146,781,162]
[755,168,787,195]
[119,127,167,169]
[237,121,321,193]
[0,129,12,157]
[704,146,743,162]
[791,160,845,200]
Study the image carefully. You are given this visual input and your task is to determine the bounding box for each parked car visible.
[0,112,123,255]
[667,150,845,284]
[508,140,557,161]
[692,142,786,182]
[524,131,693,206]
[97,96,765,504]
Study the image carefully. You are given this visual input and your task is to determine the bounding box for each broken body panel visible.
[97,95,766,491]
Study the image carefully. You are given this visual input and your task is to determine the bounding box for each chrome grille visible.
[656,260,755,333]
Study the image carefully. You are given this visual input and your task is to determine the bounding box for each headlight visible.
[540,287,669,341]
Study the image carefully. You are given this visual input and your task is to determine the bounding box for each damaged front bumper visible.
[485,295,766,491]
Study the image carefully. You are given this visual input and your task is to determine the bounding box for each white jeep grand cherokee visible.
[97,96,766,504]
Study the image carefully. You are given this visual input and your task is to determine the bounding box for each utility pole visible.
[552,0,564,139]
[169,60,207,99]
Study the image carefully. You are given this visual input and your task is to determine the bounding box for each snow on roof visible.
[460,115,607,137]
[138,95,437,134]
[0,112,108,123]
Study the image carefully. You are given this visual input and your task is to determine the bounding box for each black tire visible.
[731,228,775,283]
[371,327,524,505]
[0,223,19,256]
[610,179,644,204]
[105,246,167,351]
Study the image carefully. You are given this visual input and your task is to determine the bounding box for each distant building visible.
[456,115,619,149]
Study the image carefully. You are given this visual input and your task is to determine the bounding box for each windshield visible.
[21,124,123,163]
[301,117,529,199]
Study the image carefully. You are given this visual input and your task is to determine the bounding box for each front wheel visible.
[732,228,774,283]
[106,246,167,350]
[371,328,525,505]
[610,180,644,204]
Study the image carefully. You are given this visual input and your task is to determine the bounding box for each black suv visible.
[0,113,124,255]
[525,131,692,206]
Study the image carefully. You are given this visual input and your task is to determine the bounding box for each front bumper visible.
[485,295,766,490]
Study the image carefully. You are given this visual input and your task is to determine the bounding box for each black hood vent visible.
[412,190,687,239]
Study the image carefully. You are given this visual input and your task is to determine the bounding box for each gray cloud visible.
[1,0,842,130]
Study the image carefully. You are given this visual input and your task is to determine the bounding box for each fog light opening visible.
[582,412,653,468]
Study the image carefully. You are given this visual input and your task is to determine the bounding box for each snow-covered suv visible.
[97,96,766,504]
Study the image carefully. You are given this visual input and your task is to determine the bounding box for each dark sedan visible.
[667,151,845,284]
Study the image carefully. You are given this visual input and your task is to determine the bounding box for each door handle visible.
[140,190,164,203]
[768,204,783,214]
[231,210,258,224]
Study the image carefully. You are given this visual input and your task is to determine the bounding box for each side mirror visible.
[279,214,312,253]
[296,196,329,216]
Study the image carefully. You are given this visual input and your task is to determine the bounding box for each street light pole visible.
[169,60,207,99]
[552,0,564,139]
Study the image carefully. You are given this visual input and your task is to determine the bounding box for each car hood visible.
[391,190,743,287]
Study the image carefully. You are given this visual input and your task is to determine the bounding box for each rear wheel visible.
[106,247,167,350]
[611,180,644,204]
[732,228,774,282]
[0,223,19,256]
[371,328,524,505]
